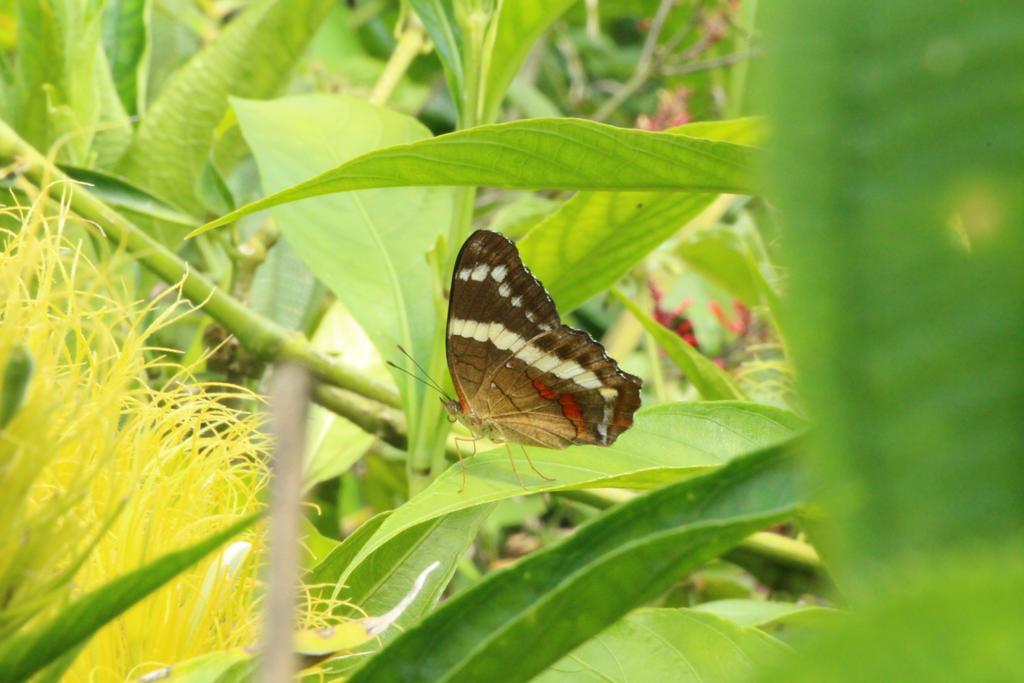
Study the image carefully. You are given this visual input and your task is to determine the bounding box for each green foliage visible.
[1,0,1017,679]
[347,445,802,682]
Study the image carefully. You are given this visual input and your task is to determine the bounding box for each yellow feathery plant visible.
[0,189,275,682]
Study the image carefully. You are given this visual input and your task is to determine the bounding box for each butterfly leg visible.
[453,437,478,493]
[520,444,555,482]
[502,441,528,491]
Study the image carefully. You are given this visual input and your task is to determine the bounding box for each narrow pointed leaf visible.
[189,119,757,237]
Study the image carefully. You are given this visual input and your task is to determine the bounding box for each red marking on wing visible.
[532,378,558,401]
[533,379,586,436]
[558,393,586,437]
[456,387,469,413]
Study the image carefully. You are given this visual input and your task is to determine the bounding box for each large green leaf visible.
[760,0,1024,681]
[348,445,802,683]
[766,0,1024,583]
[480,0,575,122]
[517,118,764,312]
[116,0,334,214]
[341,402,803,588]
[536,608,789,683]
[189,118,758,236]
[0,513,258,683]
[232,94,452,430]
[615,290,746,401]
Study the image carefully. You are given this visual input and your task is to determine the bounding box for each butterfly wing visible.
[446,230,641,448]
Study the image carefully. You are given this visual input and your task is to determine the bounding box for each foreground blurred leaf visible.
[190,119,757,236]
[519,118,764,312]
[342,402,803,587]
[615,291,746,401]
[767,0,1024,586]
[0,513,259,682]
[348,445,802,683]
[536,608,789,683]
[117,0,334,215]
[762,0,1024,680]
[233,93,451,424]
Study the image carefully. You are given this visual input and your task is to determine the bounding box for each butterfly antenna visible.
[390,345,451,398]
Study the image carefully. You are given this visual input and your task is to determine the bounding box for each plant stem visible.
[369,16,426,107]
[0,120,401,413]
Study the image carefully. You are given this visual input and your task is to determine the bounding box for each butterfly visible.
[442,229,642,488]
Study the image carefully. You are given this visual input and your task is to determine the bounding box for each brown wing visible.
[445,230,559,411]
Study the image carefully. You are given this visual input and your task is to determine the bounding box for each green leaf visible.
[692,599,841,629]
[677,226,778,310]
[189,118,758,237]
[536,608,789,683]
[766,0,1024,581]
[116,0,335,214]
[342,402,803,587]
[59,165,198,227]
[315,507,494,679]
[517,117,764,312]
[301,302,382,489]
[347,445,803,683]
[0,345,32,430]
[408,0,463,109]
[232,93,452,425]
[480,0,575,122]
[102,0,150,116]
[614,290,746,401]
[0,513,259,683]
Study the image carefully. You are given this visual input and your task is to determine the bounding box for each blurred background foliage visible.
[0,0,1020,681]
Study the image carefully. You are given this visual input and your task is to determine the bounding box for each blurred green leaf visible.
[480,0,575,122]
[0,513,258,682]
[233,93,452,423]
[0,345,32,430]
[116,0,335,215]
[190,118,758,236]
[767,0,1024,583]
[678,227,778,310]
[614,290,746,401]
[348,445,803,683]
[518,118,764,312]
[536,608,789,683]
[102,0,150,116]
[343,402,803,586]
[761,0,1024,680]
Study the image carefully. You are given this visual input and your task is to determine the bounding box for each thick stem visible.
[0,120,401,410]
